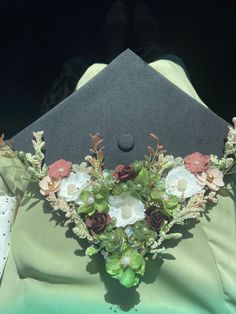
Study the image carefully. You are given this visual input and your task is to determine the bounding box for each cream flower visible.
[108,194,145,228]
[165,166,203,198]
[39,175,61,196]
[58,171,90,204]
[196,168,224,191]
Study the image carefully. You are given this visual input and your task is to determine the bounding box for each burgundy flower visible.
[145,206,167,231]
[85,213,111,235]
[112,164,135,182]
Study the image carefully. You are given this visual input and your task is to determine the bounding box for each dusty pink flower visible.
[196,168,224,191]
[184,152,210,175]
[39,175,61,196]
[48,159,72,180]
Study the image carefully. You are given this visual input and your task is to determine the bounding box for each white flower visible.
[72,162,90,173]
[58,171,90,204]
[108,194,145,228]
[165,166,203,198]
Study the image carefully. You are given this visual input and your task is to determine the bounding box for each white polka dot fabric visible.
[0,193,16,279]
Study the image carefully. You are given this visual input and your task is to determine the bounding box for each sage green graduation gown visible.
[0,58,236,314]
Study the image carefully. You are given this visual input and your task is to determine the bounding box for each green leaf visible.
[100,186,110,198]
[131,160,143,173]
[94,193,104,200]
[134,168,149,185]
[80,190,92,202]
[136,259,146,275]
[165,195,179,209]
[78,204,94,215]
[133,229,145,241]
[130,191,142,200]
[162,202,180,217]
[105,258,121,275]
[133,277,140,286]
[104,242,115,253]
[150,189,163,201]
[86,245,100,256]
[130,253,143,271]
[161,205,173,217]
[118,268,136,288]
[115,228,126,240]
[94,199,109,212]
[112,185,123,195]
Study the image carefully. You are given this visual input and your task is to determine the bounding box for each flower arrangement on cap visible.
[1,118,236,288]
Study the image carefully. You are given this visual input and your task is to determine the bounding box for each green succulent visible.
[134,167,149,186]
[150,189,179,217]
[105,246,146,288]
[131,160,143,173]
[99,228,127,253]
[133,221,156,243]
[78,186,110,215]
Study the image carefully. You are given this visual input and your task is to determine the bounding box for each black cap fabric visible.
[13,49,230,169]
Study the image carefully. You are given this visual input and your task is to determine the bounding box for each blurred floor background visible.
[0,0,235,138]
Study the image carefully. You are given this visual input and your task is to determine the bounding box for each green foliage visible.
[118,268,137,288]
[94,198,109,212]
[133,221,156,244]
[155,180,166,190]
[99,228,127,253]
[5,119,235,290]
[86,245,101,256]
[105,257,121,275]
[105,246,146,288]
[112,184,123,195]
[163,195,180,217]
[150,189,180,217]
[77,203,95,215]
[131,160,143,173]
[134,168,149,186]
[150,189,165,203]
[79,186,110,214]
[111,163,165,203]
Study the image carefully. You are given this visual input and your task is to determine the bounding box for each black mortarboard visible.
[13,49,230,168]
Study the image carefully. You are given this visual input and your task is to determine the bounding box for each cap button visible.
[118,134,135,152]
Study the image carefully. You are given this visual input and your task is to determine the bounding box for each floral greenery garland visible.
[1,118,236,288]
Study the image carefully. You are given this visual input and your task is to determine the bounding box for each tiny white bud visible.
[87,196,95,204]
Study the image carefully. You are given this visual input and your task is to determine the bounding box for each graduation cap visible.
[13,49,230,169]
